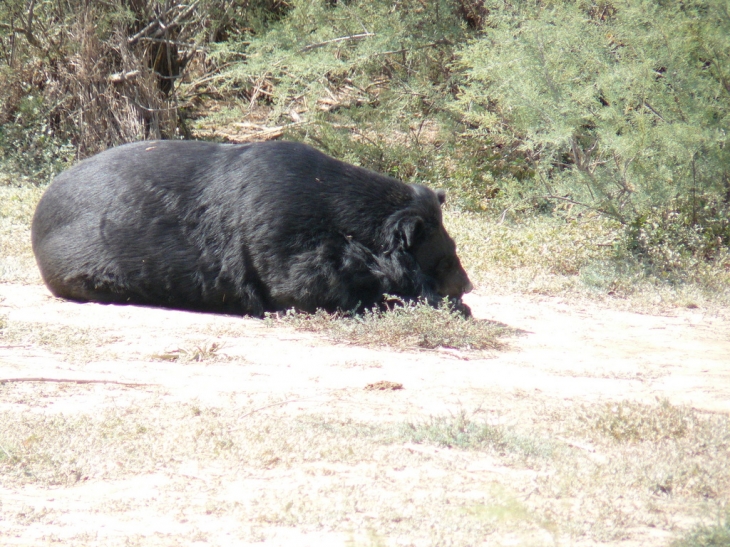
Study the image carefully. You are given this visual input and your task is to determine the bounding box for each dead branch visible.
[8,0,44,52]
[0,377,157,387]
[127,1,201,46]
[127,3,179,45]
[300,32,375,53]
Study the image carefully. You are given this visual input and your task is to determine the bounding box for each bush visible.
[455,1,730,263]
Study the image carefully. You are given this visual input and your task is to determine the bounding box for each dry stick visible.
[0,378,157,387]
[300,32,375,52]
[127,6,175,45]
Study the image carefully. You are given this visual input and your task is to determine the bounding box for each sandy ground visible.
[1,282,729,546]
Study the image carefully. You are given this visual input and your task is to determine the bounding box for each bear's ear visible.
[399,215,425,250]
[436,189,446,205]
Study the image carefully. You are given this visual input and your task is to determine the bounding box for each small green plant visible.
[265,298,508,351]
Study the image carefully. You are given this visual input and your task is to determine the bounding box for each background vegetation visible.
[1,0,728,302]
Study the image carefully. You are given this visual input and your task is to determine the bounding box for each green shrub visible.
[455,0,730,264]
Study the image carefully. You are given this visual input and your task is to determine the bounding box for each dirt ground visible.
[1,282,729,546]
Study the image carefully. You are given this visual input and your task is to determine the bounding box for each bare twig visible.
[643,101,665,122]
[13,0,44,52]
[0,378,157,387]
[300,32,375,53]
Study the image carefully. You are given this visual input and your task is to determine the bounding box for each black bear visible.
[31,140,473,317]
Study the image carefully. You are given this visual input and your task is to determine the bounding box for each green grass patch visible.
[265,298,509,351]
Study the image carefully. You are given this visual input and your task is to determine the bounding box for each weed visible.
[444,210,730,310]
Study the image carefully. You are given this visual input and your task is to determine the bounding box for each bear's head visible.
[389,187,473,299]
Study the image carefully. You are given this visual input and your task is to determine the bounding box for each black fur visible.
[32,140,473,317]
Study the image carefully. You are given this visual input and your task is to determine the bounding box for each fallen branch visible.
[300,32,374,53]
[0,377,157,387]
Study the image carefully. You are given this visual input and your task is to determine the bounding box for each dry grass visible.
[1,397,726,544]
[399,410,557,459]
[0,320,119,363]
[444,210,730,313]
[0,186,43,284]
[265,299,511,352]
[266,302,512,350]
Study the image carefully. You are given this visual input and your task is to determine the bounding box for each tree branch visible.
[300,32,375,53]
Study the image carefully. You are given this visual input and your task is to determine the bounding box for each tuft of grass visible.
[266,298,509,351]
[400,410,556,459]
